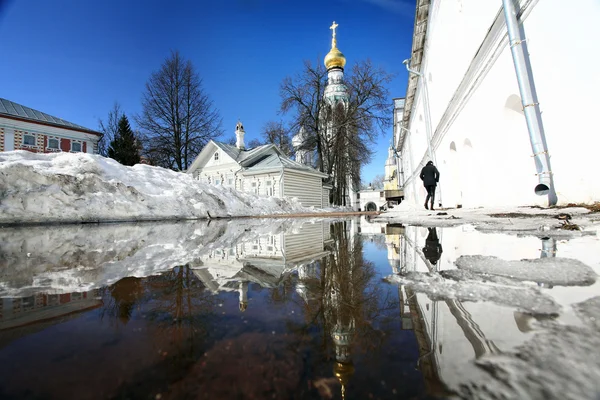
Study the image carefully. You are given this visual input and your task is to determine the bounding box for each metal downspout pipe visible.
[502,0,557,206]
[403,59,442,207]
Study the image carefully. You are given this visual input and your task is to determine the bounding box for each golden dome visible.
[324,21,346,70]
[325,45,346,70]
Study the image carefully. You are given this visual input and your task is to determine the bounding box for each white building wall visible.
[401,0,600,207]
[0,116,100,154]
[283,170,323,208]
[358,189,386,211]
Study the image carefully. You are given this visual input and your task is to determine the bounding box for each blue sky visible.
[0,0,414,183]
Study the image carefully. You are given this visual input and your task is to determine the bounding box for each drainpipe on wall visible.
[502,0,557,206]
[403,59,442,207]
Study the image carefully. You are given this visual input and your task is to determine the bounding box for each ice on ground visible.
[0,151,317,224]
[456,255,597,286]
[572,296,600,330]
[386,271,560,314]
[457,296,600,400]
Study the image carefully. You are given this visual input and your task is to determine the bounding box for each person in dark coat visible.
[422,227,443,265]
[420,161,440,210]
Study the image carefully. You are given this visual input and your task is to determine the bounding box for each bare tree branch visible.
[136,51,224,170]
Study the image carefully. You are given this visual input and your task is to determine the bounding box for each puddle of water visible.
[0,217,598,399]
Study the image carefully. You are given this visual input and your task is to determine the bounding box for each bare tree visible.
[136,51,223,170]
[98,102,123,156]
[261,120,292,156]
[280,59,394,205]
[247,138,263,148]
[360,173,385,190]
[280,60,328,172]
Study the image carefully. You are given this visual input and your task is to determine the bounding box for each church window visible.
[23,134,35,146]
[71,142,82,152]
[214,152,219,161]
[48,138,59,149]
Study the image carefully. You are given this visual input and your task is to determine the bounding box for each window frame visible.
[22,134,36,146]
[71,142,82,152]
[47,138,60,150]
[214,152,219,161]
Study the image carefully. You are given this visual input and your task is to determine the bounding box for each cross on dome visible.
[330,21,338,38]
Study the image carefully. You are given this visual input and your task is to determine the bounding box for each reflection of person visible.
[420,161,440,211]
[422,227,443,265]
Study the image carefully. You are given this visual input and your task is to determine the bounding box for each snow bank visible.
[456,255,597,286]
[0,151,314,224]
[386,271,560,314]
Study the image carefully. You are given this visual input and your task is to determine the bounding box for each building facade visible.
[187,122,330,208]
[395,0,600,208]
[0,98,101,154]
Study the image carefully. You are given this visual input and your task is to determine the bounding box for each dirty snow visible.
[377,199,598,236]
[455,255,597,286]
[0,151,318,224]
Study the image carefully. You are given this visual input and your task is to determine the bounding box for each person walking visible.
[420,161,440,211]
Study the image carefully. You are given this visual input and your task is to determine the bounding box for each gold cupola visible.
[324,21,346,70]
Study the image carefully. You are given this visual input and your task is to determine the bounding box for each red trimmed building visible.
[0,98,101,154]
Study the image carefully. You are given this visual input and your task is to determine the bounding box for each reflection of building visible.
[190,221,332,310]
[389,225,566,394]
[0,98,101,154]
[0,290,101,330]
[0,290,102,349]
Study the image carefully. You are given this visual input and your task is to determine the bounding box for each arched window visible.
[214,152,219,161]
[450,141,457,151]
[464,138,472,148]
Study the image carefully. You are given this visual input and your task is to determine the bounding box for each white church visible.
[187,121,330,208]
[395,0,600,208]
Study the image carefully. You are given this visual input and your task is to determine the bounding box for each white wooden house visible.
[187,122,330,208]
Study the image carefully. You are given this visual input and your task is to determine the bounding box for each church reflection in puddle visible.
[0,217,597,398]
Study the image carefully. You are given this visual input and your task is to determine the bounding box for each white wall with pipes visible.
[400,0,600,207]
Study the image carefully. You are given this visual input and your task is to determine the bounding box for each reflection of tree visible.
[297,221,396,398]
[101,276,145,326]
[100,264,217,366]
[145,265,217,364]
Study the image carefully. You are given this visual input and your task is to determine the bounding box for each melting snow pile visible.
[0,151,313,224]
[456,255,598,286]
[386,271,561,314]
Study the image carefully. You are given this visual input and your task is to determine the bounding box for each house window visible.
[380,191,384,198]
[266,180,273,196]
[71,142,82,152]
[48,138,59,149]
[228,178,233,185]
[23,134,35,146]
[251,182,258,194]
[214,152,219,161]
[215,179,221,185]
